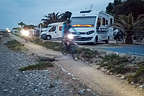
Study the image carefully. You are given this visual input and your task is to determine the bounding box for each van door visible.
[57,25,62,37]
[49,26,58,38]
[96,17,109,41]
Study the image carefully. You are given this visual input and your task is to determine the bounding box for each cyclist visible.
[62,20,72,38]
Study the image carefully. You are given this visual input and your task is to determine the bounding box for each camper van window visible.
[106,20,108,25]
[97,18,101,28]
[102,18,106,25]
[59,26,62,31]
[49,26,56,32]
[110,18,113,25]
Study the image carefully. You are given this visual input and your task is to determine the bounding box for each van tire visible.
[47,35,51,40]
[93,36,98,45]
[105,36,109,44]
[41,34,47,40]
[105,40,109,44]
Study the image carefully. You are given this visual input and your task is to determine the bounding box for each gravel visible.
[0,39,97,96]
[0,43,69,96]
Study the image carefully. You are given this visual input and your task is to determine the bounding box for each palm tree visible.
[41,11,72,27]
[41,12,63,27]
[18,22,25,28]
[114,13,144,44]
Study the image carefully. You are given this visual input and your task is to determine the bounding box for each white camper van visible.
[70,11,114,44]
[40,22,63,40]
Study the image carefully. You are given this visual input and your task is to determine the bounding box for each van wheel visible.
[105,40,109,44]
[47,35,51,40]
[93,36,98,45]
[105,37,109,44]
[41,34,47,40]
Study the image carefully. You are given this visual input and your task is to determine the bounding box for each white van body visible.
[70,11,114,44]
[40,22,63,40]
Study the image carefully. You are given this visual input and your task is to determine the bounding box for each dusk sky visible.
[0,0,113,29]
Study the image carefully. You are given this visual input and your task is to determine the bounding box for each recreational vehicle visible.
[40,22,63,40]
[70,11,114,44]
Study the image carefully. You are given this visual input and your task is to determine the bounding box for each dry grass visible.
[32,39,62,51]
[4,40,27,52]
[19,61,54,71]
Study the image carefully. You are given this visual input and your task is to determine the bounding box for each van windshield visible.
[71,16,96,27]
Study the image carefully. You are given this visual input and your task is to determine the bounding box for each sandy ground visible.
[0,36,97,96]
[10,34,144,96]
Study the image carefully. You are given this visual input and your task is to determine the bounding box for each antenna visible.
[90,4,94,10]
[80,4,94,16]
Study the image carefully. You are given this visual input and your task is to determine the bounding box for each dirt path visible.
[10,34,144,96]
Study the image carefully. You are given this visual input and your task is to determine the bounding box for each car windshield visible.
[71,16,96,27]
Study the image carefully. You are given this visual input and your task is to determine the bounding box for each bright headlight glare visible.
[67,34,74,40]
[20,29,30,37]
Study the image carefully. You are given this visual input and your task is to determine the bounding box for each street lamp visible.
[39,21,43,33]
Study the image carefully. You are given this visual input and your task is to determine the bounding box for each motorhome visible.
[40,22,63,40]
[70,11,114,44]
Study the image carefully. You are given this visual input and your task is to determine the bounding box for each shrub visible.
[19,61,54,71]
[99,54,130,74]
[75,48,100,62]
[128,65,144,83]
[4,40,27,51]
[32,39,61,51]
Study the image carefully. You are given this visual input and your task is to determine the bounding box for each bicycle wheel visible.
[70,44,78,60]
[61,42,68,55]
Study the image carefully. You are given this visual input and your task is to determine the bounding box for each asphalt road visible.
[81,44,144,56]
[103,45,144,56]
[52,39,144,56]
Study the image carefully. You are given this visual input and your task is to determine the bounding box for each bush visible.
[32,39,61,51]
[19,61,54,71]
[99,54,130,74]
[4,40,27,51]
[75,48,100,62]
[77,48,96,58]
[128,65,144,83]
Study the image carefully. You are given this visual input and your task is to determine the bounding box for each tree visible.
[38,23,46,28]
[106,0,122,15]
[41,12,63,27]
[114,0,144,18]
[114,13,144,44]
[106,0,144,18]
[114,0,122,6]
[106,3,114,14]
[18,22,25,28]
[61,11,72,20]
[41,11,72,27]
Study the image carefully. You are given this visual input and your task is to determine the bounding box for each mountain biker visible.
[62,20,72,39]
[61,12,78,60]
[62,11,72,38]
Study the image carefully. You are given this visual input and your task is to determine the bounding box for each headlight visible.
[6,28,11,32]
[67,34,74,40]
[20,29,30,37]
[87,30,94,35]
